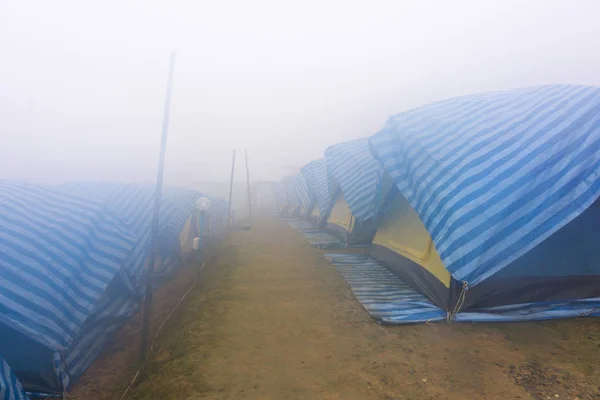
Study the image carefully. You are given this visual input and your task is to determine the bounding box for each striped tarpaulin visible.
[281,176,300,207]
[0,356,28,400]
[272,182,288,208]
[1,181,226,393]
[369,84,600,286]
[282,173,314,212]
[59,182,200,282]
[325,138,384,222]
[62,289,137,388]
[323,253,446,323]
[301,158,338,217]
[324,253,600,323]
[299,229,343,249]
[0,181,137,351]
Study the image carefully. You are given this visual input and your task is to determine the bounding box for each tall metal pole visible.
[244,149,252,219]
[140,51,176,362]
[227,150,236,227]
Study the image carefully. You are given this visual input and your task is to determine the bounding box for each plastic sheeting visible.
[0,181,227,393]
[0,181,137,351]
[369,85,600,286]
[301,159,338,219]
[0,356,29,400]
[323,253,446,323]
[324,252,600,323]
[325,138,384,222]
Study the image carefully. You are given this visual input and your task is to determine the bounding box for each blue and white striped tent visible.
[60,182,200,284]
[0,181,139,393]
[0,356,28,400]
[300,159,338,223]
[272,182,289,211]
[0,181,225,394]
[282,173,314,216]
[281,176,300,212]
[321,138,391,246]
[368,84,600,316]
[324,138,385,222]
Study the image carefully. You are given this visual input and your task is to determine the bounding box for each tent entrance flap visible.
[327,195,353,231]
[372,194,451,285]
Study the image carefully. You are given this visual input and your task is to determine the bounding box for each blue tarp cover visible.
[281,176,300,208]
[282,173,313,212]
[301,158,338,218]
[0,181,137,351]
[369,85,600,286]
[324,253,600,323]
[325,138,384,222]
[0,181,227,393]
[0,356,28,400]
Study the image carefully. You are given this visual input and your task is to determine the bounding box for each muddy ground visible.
[72,217,600,400]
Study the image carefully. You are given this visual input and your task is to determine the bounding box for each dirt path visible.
[121,217,600,400]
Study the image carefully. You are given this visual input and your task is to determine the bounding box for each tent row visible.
[0,181,228,398]
[277,84,600,323]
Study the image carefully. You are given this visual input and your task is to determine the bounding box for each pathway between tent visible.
[123,217,600,400]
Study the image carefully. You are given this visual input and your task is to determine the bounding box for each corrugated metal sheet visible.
[369,85,600,286]
[325,139,383,222]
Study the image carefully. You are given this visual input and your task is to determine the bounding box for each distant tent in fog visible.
[366,84,600,321]
[281,175,299,215]
[0,181,226,394]
[272,182,290,213]
[300,158,338,227]
[323,138,393,246]
[281,172,315,218]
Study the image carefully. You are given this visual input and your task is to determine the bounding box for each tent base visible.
[282,217,315,230]
[324,253,600,324]
[323,253,446,324]
[299,229,345,249]
[455,299,600,322]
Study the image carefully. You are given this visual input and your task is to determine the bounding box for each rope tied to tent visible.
[448,281,469,322]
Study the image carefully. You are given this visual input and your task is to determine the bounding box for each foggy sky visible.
[1,0,599,188]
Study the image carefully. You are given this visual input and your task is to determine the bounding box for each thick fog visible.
[1,0,599,188]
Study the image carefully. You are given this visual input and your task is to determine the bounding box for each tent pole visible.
[140,51,176,362]
[227,150,236,227]
[245,149,252,219]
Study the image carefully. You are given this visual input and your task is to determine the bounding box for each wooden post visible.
[227,150,236,227]
[245,149,252,219]
[140,51,176,362]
